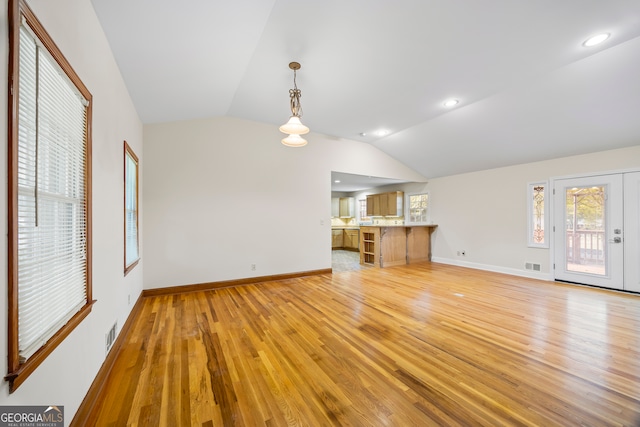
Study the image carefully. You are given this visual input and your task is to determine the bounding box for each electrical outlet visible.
[128,294,131,305]
[457,251,461,256]
[251,264,256,271]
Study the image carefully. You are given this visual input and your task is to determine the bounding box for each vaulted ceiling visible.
[91,0,640,180]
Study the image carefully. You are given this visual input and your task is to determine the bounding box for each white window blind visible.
[17,25,88,361]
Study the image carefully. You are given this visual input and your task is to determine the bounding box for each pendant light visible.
[280,62,309,146]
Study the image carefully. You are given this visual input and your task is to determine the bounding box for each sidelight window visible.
[527,182,548,248]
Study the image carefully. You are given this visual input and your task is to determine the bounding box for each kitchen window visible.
[6,0,94,392]
[359,199,369,221]
[407,193,430,224]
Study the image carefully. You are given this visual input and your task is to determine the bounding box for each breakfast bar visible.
[359,225,437,268]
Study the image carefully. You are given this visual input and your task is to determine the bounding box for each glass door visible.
[553,174,624,289]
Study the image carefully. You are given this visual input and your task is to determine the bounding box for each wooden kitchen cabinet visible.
[366,191,403,217]
[331,229,344,248]
[384,191,403,217]
[339,197,355,217]
[360,227,380,266]
[343,229,359,250]
[333,197,355,218]
[331,198,340,217]
[366,194,378,217]
[332,228,359,250]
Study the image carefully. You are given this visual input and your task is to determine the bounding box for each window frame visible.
[6,0,94,392]
[527,181,549,248]
[406,192,430,225]
[358,198,370,223]
[124,141,140,275]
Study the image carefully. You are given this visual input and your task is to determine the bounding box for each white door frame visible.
[624,171,640,292]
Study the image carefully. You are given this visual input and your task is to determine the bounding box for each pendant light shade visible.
[279,116,309,135]
[280,62,309,146]
[282,133,308,147]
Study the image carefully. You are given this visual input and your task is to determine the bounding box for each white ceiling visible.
[331,172,408,193]
[91,0,640,184]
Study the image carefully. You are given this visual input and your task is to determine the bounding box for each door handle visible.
[609,236,622,243]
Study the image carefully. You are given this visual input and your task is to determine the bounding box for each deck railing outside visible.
[566,229,605,266]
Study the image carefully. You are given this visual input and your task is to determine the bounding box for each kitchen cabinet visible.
[384,191,403,217]
[343,229,359,250]
[331,229,344,248]
[332,197,355,218]
[366,194,378,217]
[360,227,380,265]
[359,225,437,267]
[339,197,355,218]
[366,191,404,217]
[331,198,340,217]
[332,228,360,251]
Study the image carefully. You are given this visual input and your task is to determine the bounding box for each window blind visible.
[17,25,88,361]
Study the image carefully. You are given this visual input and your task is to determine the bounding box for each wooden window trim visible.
[6,0,94,393]
[124,141,140,275]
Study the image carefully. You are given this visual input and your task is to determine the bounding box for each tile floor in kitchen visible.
[331,250,366,272]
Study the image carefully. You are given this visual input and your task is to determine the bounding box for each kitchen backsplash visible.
[366,217,405,226]
[331,217,405,227]
[331,217,358,227]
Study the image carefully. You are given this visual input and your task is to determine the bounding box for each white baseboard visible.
[431,257,553,281]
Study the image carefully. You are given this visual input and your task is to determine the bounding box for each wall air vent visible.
[105,321,117,355]
[525,262,541,272]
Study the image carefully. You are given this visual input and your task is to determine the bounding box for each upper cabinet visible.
[366,191,404,217]
[331,198,340,217]
[339,197,355,218]
[332,197,356,218]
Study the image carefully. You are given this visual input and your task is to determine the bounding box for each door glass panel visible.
[565,186,606,275]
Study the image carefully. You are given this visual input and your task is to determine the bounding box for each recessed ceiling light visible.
[334,180,341,183]
[359,132,367,137]
[443,99,459,108]
[374,129,389,137]
[583,33,610,47]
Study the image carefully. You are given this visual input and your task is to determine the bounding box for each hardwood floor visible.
[89,263,640,426]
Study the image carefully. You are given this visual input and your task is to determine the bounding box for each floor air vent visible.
[106,321,117,355]
[525,262,541,272]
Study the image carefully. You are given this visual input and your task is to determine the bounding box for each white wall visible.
[143,117,426,289]
[425,145,640,278]
[0,0,143,424]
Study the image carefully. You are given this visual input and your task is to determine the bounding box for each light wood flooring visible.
[89,263,640,426]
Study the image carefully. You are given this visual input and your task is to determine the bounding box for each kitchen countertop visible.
[333,225,438,229]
